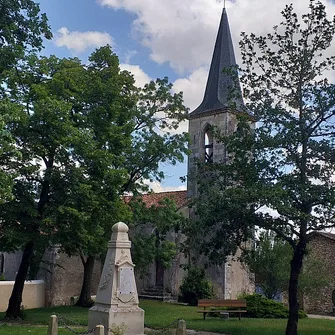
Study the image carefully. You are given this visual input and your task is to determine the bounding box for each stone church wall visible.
[303,234,335,314]
[38,246,102,306]
[1,247,102,307]
[134,228,188,299]
[225,249,254,299]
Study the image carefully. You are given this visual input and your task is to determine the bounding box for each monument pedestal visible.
[88,222,144,335]
[89,306,144,335]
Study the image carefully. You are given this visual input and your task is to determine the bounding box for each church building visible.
[136,7,254,300]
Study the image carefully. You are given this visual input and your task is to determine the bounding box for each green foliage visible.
[243,232,332,300]
[131,234,156,278]
[0,0,50,205]
[243,294,307,319]
[0,274,5,281]
[0,100,21,204]
[0,0,52,76]
[157,240,177,268]
[129,197,184,277]
[179,267,214,306]
[242,232,291,299]
[245,294,288,318]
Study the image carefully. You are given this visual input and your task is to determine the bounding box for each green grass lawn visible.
[0,300,334,335]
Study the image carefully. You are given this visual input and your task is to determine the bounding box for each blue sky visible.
[36,0,335,192]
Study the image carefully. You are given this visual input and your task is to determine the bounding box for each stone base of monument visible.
[88,305,144,335]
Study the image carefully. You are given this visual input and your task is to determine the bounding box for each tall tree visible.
[190,2,335,335]
[0,47,136,317]
[71,74,188,306]
[56,48,188,307]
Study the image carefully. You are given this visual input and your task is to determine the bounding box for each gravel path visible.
[307,314,335,320]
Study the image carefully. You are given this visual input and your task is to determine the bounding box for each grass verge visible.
[0,300,334,335]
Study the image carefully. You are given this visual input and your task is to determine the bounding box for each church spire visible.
[190,8,244,118]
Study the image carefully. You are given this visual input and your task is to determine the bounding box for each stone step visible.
[141,289,165,295]
[139,294,176,302]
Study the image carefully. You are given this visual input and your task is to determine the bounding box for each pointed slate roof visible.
[189,8,244,118]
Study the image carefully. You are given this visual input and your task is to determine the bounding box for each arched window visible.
[204,128,213,163]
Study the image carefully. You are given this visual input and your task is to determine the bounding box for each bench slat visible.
[198,299,246,308]
[197,310,247,313]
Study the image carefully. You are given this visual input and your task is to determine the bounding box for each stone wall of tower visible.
[187,111,237,198]
[187,110,255,299]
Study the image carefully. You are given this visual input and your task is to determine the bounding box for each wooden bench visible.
[197,299,247,320]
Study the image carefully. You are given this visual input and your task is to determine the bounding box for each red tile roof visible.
[124,190,188,209]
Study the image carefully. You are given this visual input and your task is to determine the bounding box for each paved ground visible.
[307,314,335,320]
[183,315,335,335]
[187,331,227,335]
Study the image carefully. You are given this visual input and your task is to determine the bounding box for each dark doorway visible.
[154,229,164,287]
[155,260,164,287]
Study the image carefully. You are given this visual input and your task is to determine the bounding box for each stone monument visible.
[88,222,144,335]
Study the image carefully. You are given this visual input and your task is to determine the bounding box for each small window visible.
[204,129,213,163]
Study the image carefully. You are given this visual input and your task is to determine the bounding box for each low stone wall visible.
[0,280,45,311]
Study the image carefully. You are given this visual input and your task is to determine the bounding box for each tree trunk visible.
[285,241,306,335]
[5,241,34,319]
[76,255,95,307]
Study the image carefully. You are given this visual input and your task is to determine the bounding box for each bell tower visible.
[187,8,245,198]
[186,8,254,299]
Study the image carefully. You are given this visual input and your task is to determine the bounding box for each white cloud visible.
[55,27,114,53]
[257,206,280,218]
[124,50,138,63]
[120,63,151,87]
[97,0,335,74]
[173,67,207,111]
[169,67,209,133]
[98,0,223,73]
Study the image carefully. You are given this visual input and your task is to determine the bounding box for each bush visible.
[179,267,213,306]
[243,294,307,319]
